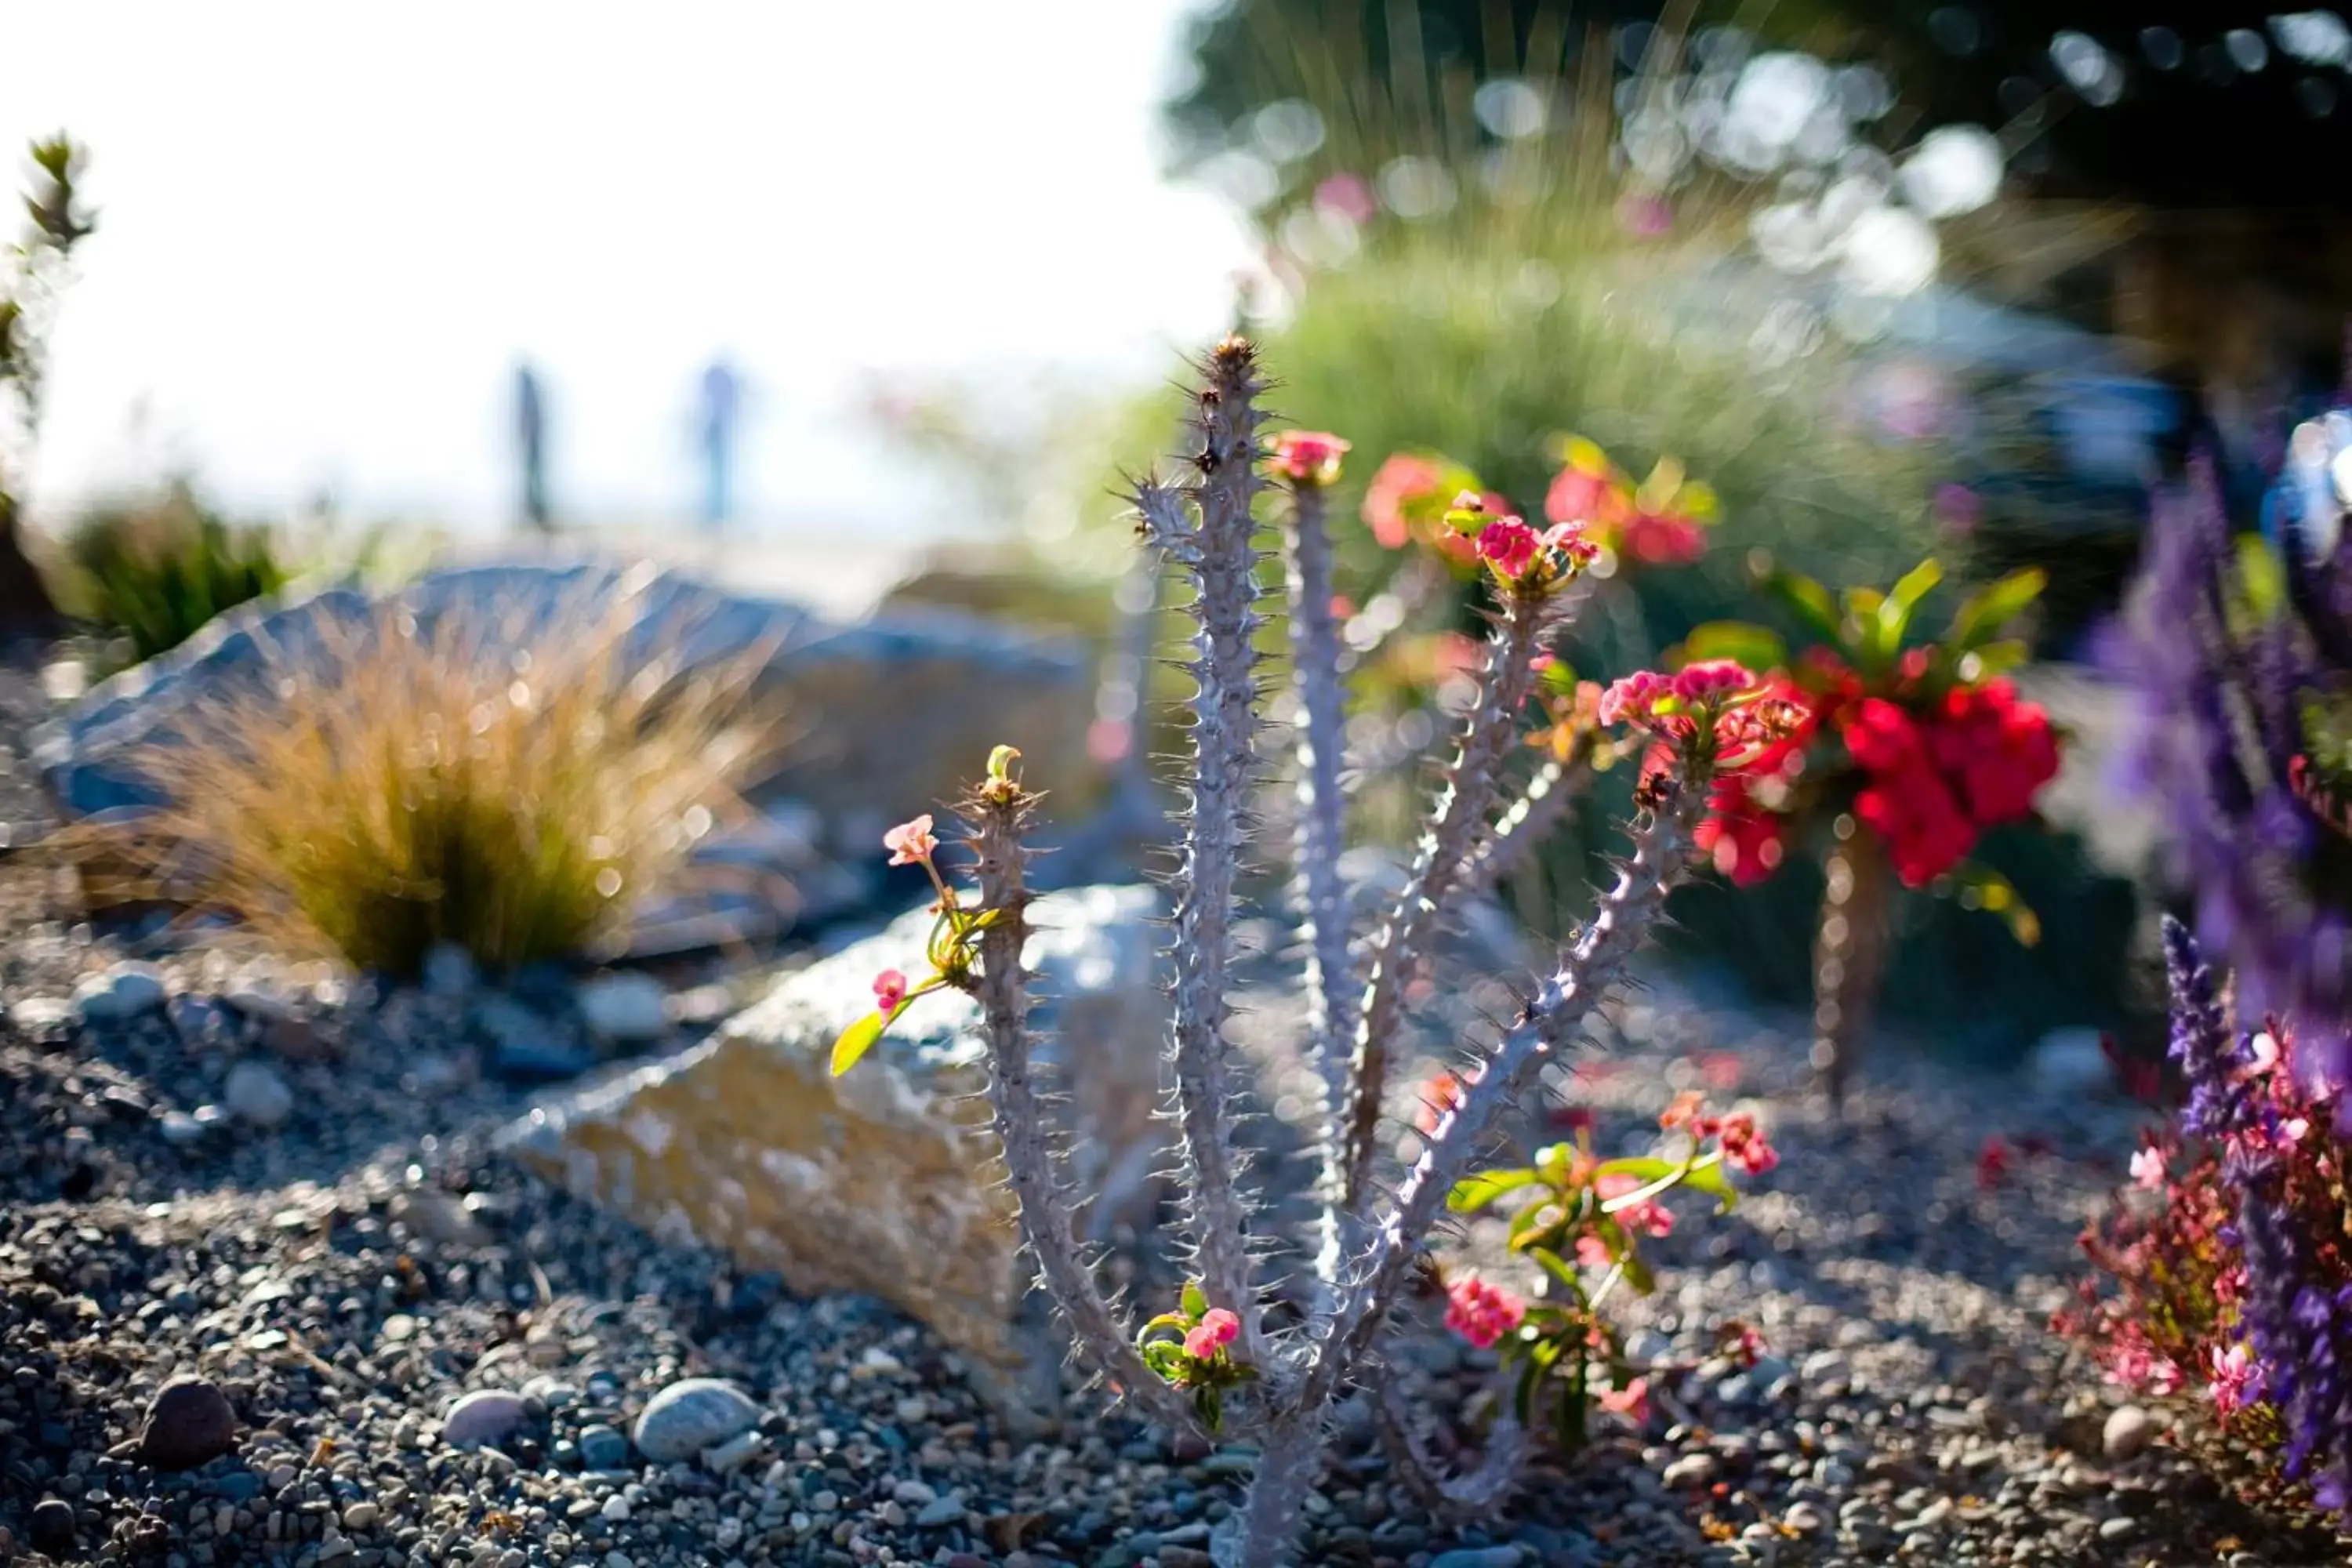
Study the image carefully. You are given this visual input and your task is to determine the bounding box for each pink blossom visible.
[1443,1274,1526,1350]
[1599,1376,1652,1424]
[1314,173,1376,224]
[1598,670,1673,728]
[1616,191,1673,237]
[872,969,909,1014]
[1716,1111,1779,1176]
[2208,1342,2259,1417]
[883,814,938,866]
[1540,520,1600,565]
[2129,1146,2165,1189]
[1671,659,1756,706]
[1184,1307,1240,1359]
[1575,1234,1613,1269]
[1270,430,1351,486]
[1477,517,1539,578]
[1660,1089,1706,1131]
[1362,453,1443,549]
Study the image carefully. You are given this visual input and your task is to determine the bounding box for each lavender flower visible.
[2231,1162,2352,1513]
[2119,448,2352,1086]
[2164,916,2256,1141]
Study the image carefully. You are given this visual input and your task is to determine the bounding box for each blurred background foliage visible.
[46,482,292,664]
[870,2,2173,1059]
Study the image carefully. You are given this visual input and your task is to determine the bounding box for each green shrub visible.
[52,483,292,662]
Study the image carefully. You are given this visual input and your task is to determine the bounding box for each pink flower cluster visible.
[1598,662,1773,757]
[1443,1274,1527,1350]
[1184,1307,1240,1361]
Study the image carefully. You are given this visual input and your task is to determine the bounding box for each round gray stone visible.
[631,1377,758,1463]
[2102,1405,2154,1462]
[441,1389,529,1448]
[136,1375,238,1470]
[223,1061,294,1127]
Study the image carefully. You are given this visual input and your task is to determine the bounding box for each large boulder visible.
[30,560,1094,953]
[496,884,1167,1425]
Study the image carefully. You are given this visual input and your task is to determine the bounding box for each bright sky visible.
[3,1,1253,537]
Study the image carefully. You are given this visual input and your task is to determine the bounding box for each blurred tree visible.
[0,136,95,637]
[1172,2,2352,209]
[1172,4,2352,392]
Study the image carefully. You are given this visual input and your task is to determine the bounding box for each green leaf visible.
[1959,639,2031,680]
[1141,1341,1187,1380]
[1448,1167,1541,1213]
[1613,1229,1657,1296]
[1679,1158,1740,1214]
[829,1011,884,1076]
[1682,620,1788,673]
[1939,861,2042,947]
[1591,1156,1676,1190]
[1528,1245,1588,1297]
[1877,558,1944,651]
[1759,563,1845,650]
[1138,1312,1192,1341]
[1945,566,2047,652]
[1515,1356,1545,1428]
[1181,1279,1209,1320]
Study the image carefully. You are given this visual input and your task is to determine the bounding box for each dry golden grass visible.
[79,593,781,977]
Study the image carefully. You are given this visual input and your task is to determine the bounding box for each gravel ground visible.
[3,642,2348,1568]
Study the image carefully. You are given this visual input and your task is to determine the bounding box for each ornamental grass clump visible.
[830,338,1782,1565]
[2060,919,2352,1525]
[81,598,777,978]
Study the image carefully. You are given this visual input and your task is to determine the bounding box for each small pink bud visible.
[873,969,908,1014]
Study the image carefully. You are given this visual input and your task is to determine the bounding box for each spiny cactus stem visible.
[1465,752,1589,895]
[1331,588,1554,1230]
[1281,477,1357,1130]
[1372,1380,1531,1512]
[1306,783,1704,1409]
[1164,337,1271,1363]
[966,789,1201,1436]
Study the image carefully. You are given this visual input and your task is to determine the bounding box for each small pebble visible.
[2103,1405,2154,1462]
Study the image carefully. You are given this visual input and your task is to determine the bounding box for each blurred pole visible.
[1812,820,1890,1112]
[514,361,552,533]
[699,358,741,535]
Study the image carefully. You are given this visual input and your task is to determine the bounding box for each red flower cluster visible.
[1846,679,2059,887]
[1443,1273,1527,1350]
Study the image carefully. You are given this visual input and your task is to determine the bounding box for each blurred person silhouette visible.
[697,357,742,533]
[514,361,551,532]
